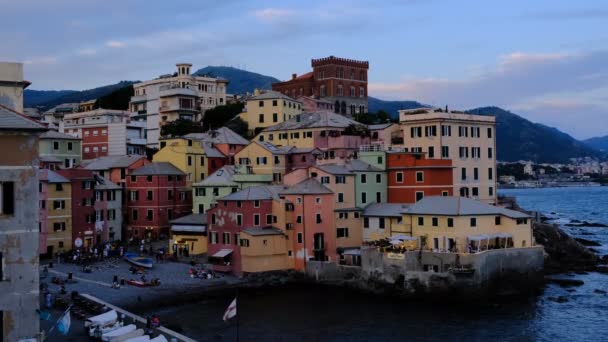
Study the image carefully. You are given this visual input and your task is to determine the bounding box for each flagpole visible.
[235,288,239,342]
[45,303,72,340]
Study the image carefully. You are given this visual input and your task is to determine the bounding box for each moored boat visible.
[124,252,154,269]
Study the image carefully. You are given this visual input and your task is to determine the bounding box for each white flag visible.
[223,298,237,321]
[57,310,71,335]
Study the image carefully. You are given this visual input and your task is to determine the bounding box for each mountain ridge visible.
[584,135,608,152]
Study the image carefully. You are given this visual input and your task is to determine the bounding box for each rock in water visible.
[533,222,598,273]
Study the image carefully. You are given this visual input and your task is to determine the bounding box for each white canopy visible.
[102,324,136,339]
[211,249,233,258]
[494,233,513,238]
[149,336,168,342]
[390,234,416,241]
[124,336,150,342]
[85,310,117,328]
[343,249,361,256]
[468,234,491,241]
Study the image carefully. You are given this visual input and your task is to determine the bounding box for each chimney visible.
[254,88,261,96]
[292,73,297,80]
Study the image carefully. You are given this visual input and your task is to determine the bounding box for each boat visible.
[85,310,118,328]
[88,321,123,337]
[126,278,161,287]
[149,336,168,342]
[101,324,140,342]
[124,252,154,269]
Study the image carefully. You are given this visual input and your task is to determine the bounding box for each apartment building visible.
[184,127,249,163]
[39,169,73,256]
[239,89,303,135]
[397,108,497,203]
[93,175,123,242]
[0,99,46,341]
[129,63,228,147]
[56,168,97,248]
[0,62,30,113]
[272,56,369,115]
[39,130,82,169]
[61,108,146,160]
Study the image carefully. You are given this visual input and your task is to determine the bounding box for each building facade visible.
[93,175,123,242]
[61,109,146,160]
[129,63,228,147]
[39,169,73,256]
[272,56,369,115]
[39,130,82,168]
[56,168,97,248]
[397,108,497,203]
[239,90,303,135]
[0,62,29,113]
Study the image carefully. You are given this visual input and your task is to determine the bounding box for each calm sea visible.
[148,187,608,341]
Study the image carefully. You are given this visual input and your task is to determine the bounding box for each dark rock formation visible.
[565,221,608,228]
[533,222,598,273]
[574,238,602,246]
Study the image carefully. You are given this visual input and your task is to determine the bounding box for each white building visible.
[129,63,229,148]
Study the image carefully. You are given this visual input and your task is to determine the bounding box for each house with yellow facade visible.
[170,213,207,257]
[154,136,227,185]
[240,227,293,273]
[406,196,533,253]
[239,89,303,135]
[362,203,410,242]
[39,169,73,256]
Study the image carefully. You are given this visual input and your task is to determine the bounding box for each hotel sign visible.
[387,252,405,260]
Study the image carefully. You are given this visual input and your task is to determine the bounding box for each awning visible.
[211,249,233,258]
[390,234,417,241]
[493,233,513,238]
[468,234,491,241]
[343,249,361,256]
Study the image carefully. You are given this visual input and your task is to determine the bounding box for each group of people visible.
[188,267,218,280]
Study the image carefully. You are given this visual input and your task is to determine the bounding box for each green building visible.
[39,130,82,168]
[193,165,272,213]
[346,158,387,208]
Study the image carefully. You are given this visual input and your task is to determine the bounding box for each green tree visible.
[94,85,134,110]
[224,117,250,139]
[160,119,204,137]
[202,102,245,130]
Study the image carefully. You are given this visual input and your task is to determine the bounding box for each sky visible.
[1,0,607,139]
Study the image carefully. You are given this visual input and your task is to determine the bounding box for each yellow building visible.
[44,170,73,254]
[240,227,292,273]
[362,203,410,241]
[154,137,226,185]
[240,90,303,135]
[170,213,208,256]
[406,196,533,253]
[397,108,497,203]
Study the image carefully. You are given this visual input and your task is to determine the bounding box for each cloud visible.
[105,40,126,48]
[369,50,608,139]
[251,8,296,22]
[76,48,97,56]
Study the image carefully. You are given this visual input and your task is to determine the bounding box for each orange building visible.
[386,151,453,203]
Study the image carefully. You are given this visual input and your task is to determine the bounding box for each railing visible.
[359,144,385,152]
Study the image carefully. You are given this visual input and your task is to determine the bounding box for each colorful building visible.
[126,162,192,240]
[170,213,207,256]
[93,175,123,242]
[39,169,72,256]
[184,127,249,163]
[272,56,369,115]
[239,89,303,135]
[234,141,320,183]
[368,123,402,146]
[256,111,371,160]
[386,150,453,203]
[192,165,272,214]
[207,185,287,275]
[155,136,227,185]
[298,96,334,113]
[407,196,533,253]
[55,168,97,248]
[61,108,147,160]
[362,203,409,242]
[397,108,497,203]
[38,130,82,168]
[84,155,150,187]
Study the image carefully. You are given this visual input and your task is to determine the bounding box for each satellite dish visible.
[75,238,83,248]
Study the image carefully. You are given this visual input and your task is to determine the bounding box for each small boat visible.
[126,278,161,287]
[124,252,154,269]
[85,310,118,328]
[102,324,138,341]
[88,321,123,337]
[150,336,168,342]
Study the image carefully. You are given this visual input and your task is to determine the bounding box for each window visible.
[168,189,174,199]
[516,218,528,225]
[488,168,494,180]
[254,214,260,226]
[211,214,216,224]
[132,209,138,221]
[210,232,218,244]
[236,201,242,208]
[337,228,349,238]
[489,187,494,197]
[266,214,273,225]
[361,192,367,204]
[441,125,452,137]
[335,176,346,184]
[53,222,66,232]
[447,218,454,227]
[296,197,302,204]
[223,232,230,244]
[339,212,348,219]
[147,209,153,221]
[442,191,449,196]
[235,214,242,226]
[338,193,344,203]
[472,187,479,197]
[53,200,65,210]
[379,218,385,229]
[459,147,469,158]
[361,174,367,183]
[472,147,481,158]
[258,114,264,123]
[180,192,187,200]
[396,172,404,183]
[315,197,321,204]
[375,174,382,184]
[320,176,330,184]
[359,87,364,97]
[147,190,153,200]
[416,192,424,202]
[428,146,435,158]
[240,239,250,247]
[364,217,370,228]
[461,168,467,180]
[56,183,63,192]
[495,216,501,225]
[147,175,153,182]
[316,213,322,224]
[416,171,424,182]
[441,146,449,158]
[418,217,424,226]
[488,147,493,159]
[273,113,278,123]
[470,217,477,227]
[259,100,264,107]
[474,168,479,181]
[376,192,381,202]
[487,127,493,138]
[297,233,303,243]
[432,217,438,227]
[53,141,59,150]
[188,156,192,166]
[101,146,107,152]
[254,200,260,208]
[130,175,137,182]
[424,125,437,137]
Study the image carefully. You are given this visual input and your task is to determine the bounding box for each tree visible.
[224,117,250,139]
[202,102,245,130]
[160,119,204,137]
[94,85,134,110]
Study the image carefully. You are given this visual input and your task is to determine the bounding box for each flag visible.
[223,298,237,321]
[57,310,71,335]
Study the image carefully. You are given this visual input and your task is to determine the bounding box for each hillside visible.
[584,135,608,152]
[24,81,136,110]
[193,66,279,95]
[368,97,428,117]
[466,107,602,163]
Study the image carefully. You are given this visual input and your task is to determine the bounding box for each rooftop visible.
[40,169,70,183]
[184,127,249,146]
[0,104,47,131]
[195,165,237,186]
[40,130,81,140]
[130,162,184,176]
[84,155,147,170]
[93,175,121,190]
[280,178,332,195]
[242,226,284,236]
[407,197,531,218]
[314,164,353,175]
[219,185,285,201]
[250,90,300,102]
[263,111,364,132]
[345,159,382,172]
[170,213,207,226]
[368,123,394,130]
[364,203,409,217]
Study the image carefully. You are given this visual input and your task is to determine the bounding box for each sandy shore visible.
[41,257,244,312]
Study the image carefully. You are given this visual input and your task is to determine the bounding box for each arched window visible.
[359,105,365,113]
[350,105,355,115]
[334,101,340,113]
[341,101,347,114]
[337,85,343,96]
[320,85,326,97]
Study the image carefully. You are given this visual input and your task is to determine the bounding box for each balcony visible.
[130,94,147,103]
[159,86,198,98]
